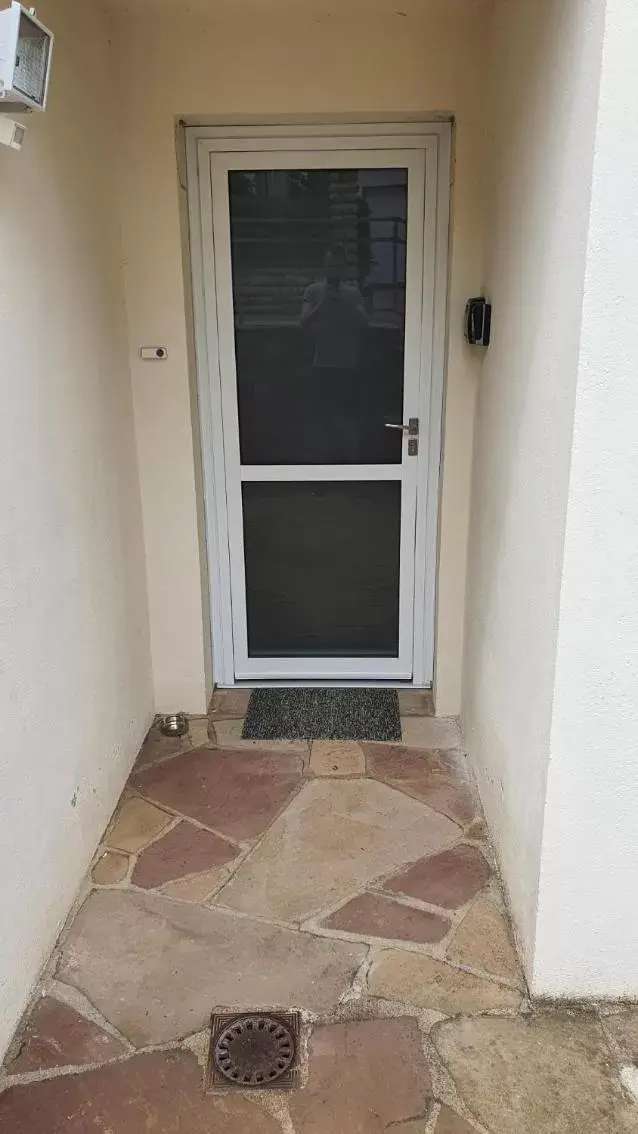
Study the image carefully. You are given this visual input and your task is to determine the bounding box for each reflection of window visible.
[229,168,407,327]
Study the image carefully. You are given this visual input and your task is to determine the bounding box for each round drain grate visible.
[213,1015,296,1087]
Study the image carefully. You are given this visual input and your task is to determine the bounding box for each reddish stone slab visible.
[384,844,491,909]
[366,745,478,824]
[4,997,126,1075]
[132,747,302,841]
[288,1018,432,1132]
[0,1050,280,1133]
[131,820,238,889]
[322,891,451,944]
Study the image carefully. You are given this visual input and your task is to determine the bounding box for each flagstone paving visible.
[132,722,192,773]
[605,1008,638,1062]
[287,1018,432,1131]
[218,777,460,922]
[132,747,303,841]
[91,847,129,884]
[447,893,523,986]
[104,794,173,854]
[1,700,637,1133]
[4,997,127,1075]
[309,739,366,776]
[0,1051,281,1132]
[431,1013,638,1134]
[130,818,239,889]
[56,889,365,1045]
[369,950,523,1014]
[435,1105,479,1133]
[209,688,252,719]
[383,844,492,909]
[398,688,435,717]
[321,891,452,945]
[365,744,478,824]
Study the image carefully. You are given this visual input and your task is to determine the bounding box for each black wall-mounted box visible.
[465,297,492,346]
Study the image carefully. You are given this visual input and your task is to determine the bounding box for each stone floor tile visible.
[366,746,478,823]
[397,716,461,750]
[322,891,451,944]
[132,725,190,773]
[369,950,522,1013]
[288,1018,432,1132]
[435,1105,478,1133]
[161,865,229,902]
[105,796,173,854]
[210,688,252,719]
[91,849,129,885]
[605,1008,638,1061]
[218,778,459,922]
[55,890,365,1046]
[211,717,308,754]
[4,995,126,1074]
[447,894,524,986]
[368,743,461,777]
[309,740,365,776]
[384,845,491,909]
[464,817,488,840]
[131,820,239,889]
[621,1065,638,1102]
[0,1050,280,1133]
[432,1013,638,1134]
[133,747,302,842]
[187,717,212,748]
[398,689,434,716]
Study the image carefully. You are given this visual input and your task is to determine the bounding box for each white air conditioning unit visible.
[0,3,53,113]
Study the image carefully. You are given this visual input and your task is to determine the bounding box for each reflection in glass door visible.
[209,148,427,680]
[229,167,407,467]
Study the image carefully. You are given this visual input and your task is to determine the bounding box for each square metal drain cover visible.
[206,1009,300,1091]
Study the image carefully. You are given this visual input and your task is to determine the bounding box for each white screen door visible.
[197,136,440,682]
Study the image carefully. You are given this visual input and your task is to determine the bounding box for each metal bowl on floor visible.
[160,712,189,738]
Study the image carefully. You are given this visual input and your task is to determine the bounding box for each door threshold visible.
[217,679,433,690]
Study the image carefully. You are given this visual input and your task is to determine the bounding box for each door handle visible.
[384,418,419,437]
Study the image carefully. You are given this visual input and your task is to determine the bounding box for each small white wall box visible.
[0,3,53,113]
[0,115,25,146]
[140,346,168,360]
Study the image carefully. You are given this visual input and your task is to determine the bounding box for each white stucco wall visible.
[462,0,606,969]
[108,0,489,714]
[0,0,153,1056]
[533,0,638,997]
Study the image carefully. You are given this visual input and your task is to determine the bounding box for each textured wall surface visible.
[109,0,490,713]
[462,0,605,973]
[534,0,638,996]
[0,0,153,1057]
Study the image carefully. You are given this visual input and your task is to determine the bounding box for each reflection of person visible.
[300,244,368,369]
[300,244,369,460]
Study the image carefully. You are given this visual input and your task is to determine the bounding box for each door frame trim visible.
[185,120,452,689]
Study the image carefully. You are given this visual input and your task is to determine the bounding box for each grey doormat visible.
[242,688,401,742]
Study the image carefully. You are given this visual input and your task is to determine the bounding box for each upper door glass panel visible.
[228,167,408,465]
